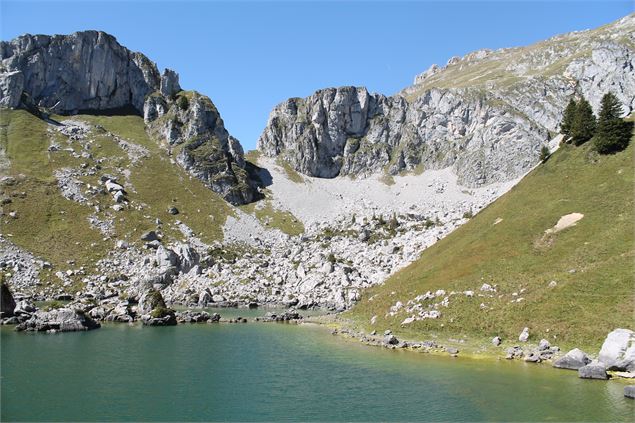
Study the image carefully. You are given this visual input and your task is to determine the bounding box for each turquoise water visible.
[1,323,633,421]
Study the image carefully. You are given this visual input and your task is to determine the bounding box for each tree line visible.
[560,92,633,154]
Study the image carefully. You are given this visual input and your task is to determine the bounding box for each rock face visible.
[598,328,635,372]
[0,31,159,113]
[258,15,635,186]
[145,91,258,205]
[15,308,100,332]
[258,86,546,186]
[553,348,592,370]
[0,31,257,205]
[0,282,16,317]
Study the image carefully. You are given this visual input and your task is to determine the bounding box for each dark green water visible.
[1,323,633,421]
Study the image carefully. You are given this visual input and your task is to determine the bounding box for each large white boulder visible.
[598,328,635,372]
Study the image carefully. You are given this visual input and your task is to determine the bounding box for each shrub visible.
[463,210,474,219]
[150,307,173,319]
[176,95,189,111]
[539,145,551,162]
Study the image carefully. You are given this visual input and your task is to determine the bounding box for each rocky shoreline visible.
[2,282,633,399]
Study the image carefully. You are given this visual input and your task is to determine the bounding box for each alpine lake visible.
[1,307,633,421]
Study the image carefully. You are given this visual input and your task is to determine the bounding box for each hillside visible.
[346,133,634,350]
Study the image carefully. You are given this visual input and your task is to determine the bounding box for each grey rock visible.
[553,348,592,370]
[505,346,524,359]
[446,347,459,355]
[13,299,36,315]
[518,327,530,342]
[492,336,502,346]
[140,231,159,242]
[524,351,542,363]
[1,31,160,113]
[384,334,399,345]
[625,385,635,399]
[160,69,181,98]
[538,339,550,351]
[578,361,609,380]
[168,207,179,215]
[598,328,635,372]
[15,308,100,332]
[0,70,24,108]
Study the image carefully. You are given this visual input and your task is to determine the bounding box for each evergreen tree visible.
[594,92,633,154]
[570,98,596,146]
[560,98,577,141]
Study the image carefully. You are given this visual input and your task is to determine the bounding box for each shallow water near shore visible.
[1,323,633,421]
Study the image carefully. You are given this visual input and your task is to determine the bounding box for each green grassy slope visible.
[347,139,634,350]
[0,110,233,290]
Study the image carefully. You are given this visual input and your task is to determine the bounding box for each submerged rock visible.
[625,386,635,399]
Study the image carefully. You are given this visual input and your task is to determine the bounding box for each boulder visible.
[140,231,159,242]
[552,348,592,370]
[524,351,541,363]
[141,308,177,326]
[538,339,550,351]
[13,299,36,315]
[384,334,399,345]
[156,246,179,268]
[137,289,167,314]
[518,327,529,342]
[492,336,502,346]
[598,328,635,372]
[15,308,100,332]
[624,385,635,399]
[578,361,609,380]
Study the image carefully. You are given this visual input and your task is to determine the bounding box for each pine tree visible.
[560,98,577,142]
[570,98,596,146]
[594,92,633,154]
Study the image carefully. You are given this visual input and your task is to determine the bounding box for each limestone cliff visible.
[258,14,635,186]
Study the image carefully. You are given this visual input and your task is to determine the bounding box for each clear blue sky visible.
[1,1,632,150]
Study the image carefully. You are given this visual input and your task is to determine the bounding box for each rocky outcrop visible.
[0,31,257,205]
[0,31,160,113]
[15,308,100,332]
[258,15,634,186]
[258,86,546,186]
[145,91,258,205]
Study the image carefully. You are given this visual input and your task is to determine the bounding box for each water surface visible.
[1,323,632,421]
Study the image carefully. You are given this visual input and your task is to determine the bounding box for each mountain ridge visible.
[257,14,634,187]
